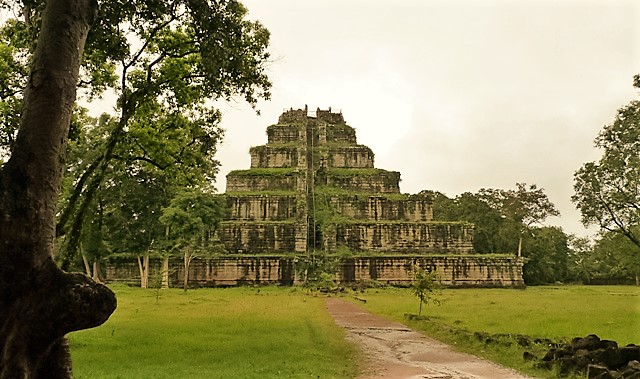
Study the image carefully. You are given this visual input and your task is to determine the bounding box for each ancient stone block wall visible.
[226,172,297,192]
[334,223,475,254]
[226,195,296,221]
[267,125,302,144]
[218,222,297,253]
[184,257,296,286]
[324,171,401,193]
[104,106,523,287]
[105,256,525,288]
[343,256,523,286]
[325,146,374,168]
[322,124,357,144]
[327,196,433,221]
[250,146,299,168]
[315,108,346,124]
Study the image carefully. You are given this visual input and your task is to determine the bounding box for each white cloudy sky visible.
[215,0,640,237]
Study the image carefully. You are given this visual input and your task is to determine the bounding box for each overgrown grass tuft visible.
[69,285,359,379]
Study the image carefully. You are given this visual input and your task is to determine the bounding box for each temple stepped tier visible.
[220,106,475,255]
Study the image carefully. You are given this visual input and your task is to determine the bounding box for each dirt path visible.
[326,298,534,379]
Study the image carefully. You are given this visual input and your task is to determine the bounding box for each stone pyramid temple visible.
[219,106,475,255]
[107,106,524,287]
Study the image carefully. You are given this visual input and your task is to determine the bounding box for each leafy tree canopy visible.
[592,228,640,284]
[522,226,569,285]
[0,0,273,265]
[573,77,640,249]
[160,187,223,251]
[429,183,559,256]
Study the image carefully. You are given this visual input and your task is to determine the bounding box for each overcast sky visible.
[215,0,640,237]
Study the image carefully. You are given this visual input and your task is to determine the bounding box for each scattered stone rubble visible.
[529,334,640,378]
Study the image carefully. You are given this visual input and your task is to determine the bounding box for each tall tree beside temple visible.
[478,183,559,257]
[573,77,640,250]
[0,0,272,266]
[0,0,115,376]
[0,0,272,375]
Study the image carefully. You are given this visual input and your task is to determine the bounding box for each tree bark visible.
[137,255,149,289]
[183,251,192,291]
[517,236,523,257]
[92,260,102,283]
[161,255,170,289]
[0,0,116,377]
[82,254,92,277]
[162,225,170,289]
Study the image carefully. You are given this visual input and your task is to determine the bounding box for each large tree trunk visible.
[0,0,116,377]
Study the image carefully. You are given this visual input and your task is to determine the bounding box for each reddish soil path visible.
[325,298,534,379]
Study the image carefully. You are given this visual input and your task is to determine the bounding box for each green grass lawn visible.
[70,285,639,379]
[355,285,640,378]
[69,285,359,379]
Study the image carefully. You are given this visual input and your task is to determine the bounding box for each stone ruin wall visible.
[219,222,297,253]
[249,145,375,169]
[105,256,525,288]
[322,171,401,193]
[327,196,433,221]
[267,125,301,144]
[250,146,300,168]
[226,195,296,221]
[225,172,298,192]
[324,146,374,168]
[333,223,475,254]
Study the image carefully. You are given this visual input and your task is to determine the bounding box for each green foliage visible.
[0,0,275,263]
[410,265,442,316]
[573,80,640,249]
[426,184,565,285]
[311,191,353,231]
[69,285,359,379]
[591,229,640,283]
[101,170,169,256]
[429,191,507,253]
[522,226,569,285]
[567,229,640,285]
[160,187,223,253]
[566,234,596,283]
[478,183,560,258]
[295,254,340,291]
[0,21,28,156]
[479,183,560,229]
[250,144,299,152]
